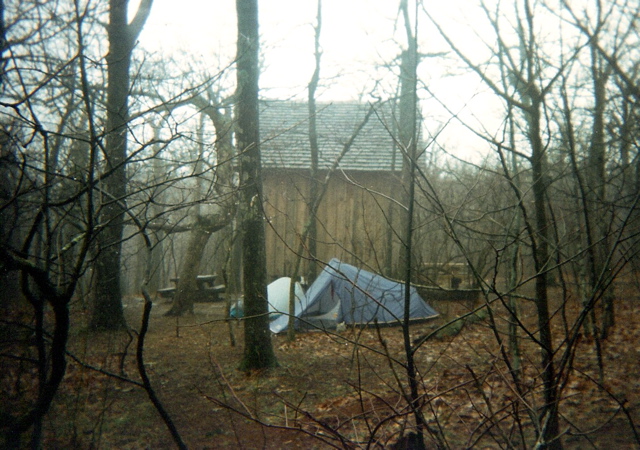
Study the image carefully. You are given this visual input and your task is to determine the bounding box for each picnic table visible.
[157,274,226,302]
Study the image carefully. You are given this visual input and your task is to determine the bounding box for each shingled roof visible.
[259,100,404,171]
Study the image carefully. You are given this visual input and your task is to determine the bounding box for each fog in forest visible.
[2,1,639,448]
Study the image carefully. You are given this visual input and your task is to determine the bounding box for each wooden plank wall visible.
[262,169,405,282]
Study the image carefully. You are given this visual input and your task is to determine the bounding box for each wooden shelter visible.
[260,100,414,281]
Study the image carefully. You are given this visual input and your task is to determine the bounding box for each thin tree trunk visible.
[306,0,322,285]
[529,97,562,449]
[507,108,522,375]
[284,104,377,336]
[518,5,561,445]
[561,64,606,383]
[397,45,418,281]
[398,3,433,448]
[588,40,615,340]
[286,0,322,342]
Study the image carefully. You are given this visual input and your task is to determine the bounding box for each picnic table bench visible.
[157,274,226,302]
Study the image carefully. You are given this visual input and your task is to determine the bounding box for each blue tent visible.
[270,258,438,333]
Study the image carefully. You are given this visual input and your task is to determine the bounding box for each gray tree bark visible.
[90,0,153,330]
[587,40,615,340]
[165,214,230,316]
[236,0,278,371]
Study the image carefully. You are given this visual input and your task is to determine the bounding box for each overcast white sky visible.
[137,0,501,162]
[140,1,399,98]
[138,0,492,96]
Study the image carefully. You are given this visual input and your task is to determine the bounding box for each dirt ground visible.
[42,287,640,449]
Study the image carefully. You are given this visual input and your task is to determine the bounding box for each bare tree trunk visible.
[236,0,277,371]
[529,98,561,449]
[91,0,153,330]
[513,7,561,445]
[506,107,522,375]
[306,0,322,285]
[165,213,231,316]
[397,44,418,281]
[587,39,615,340]
[1,249,74,448]
[284,104,378,336]
[164,97,235,316]
[165,227,209,316]
[286,0,323,342]
[398,3,433,448]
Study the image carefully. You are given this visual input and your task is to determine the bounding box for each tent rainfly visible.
[230,277,305,319]
[270,258,439,333]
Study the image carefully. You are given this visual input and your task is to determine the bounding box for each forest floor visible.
[43,284,640,449]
